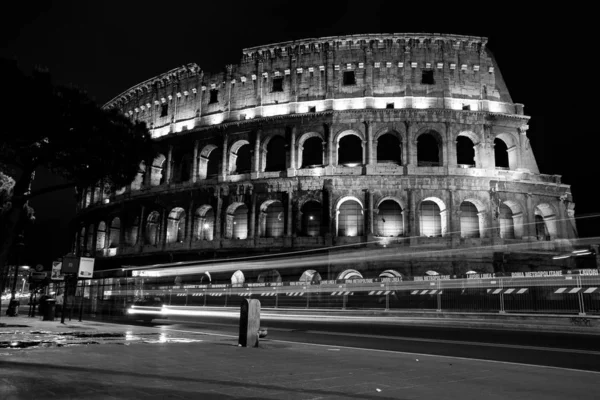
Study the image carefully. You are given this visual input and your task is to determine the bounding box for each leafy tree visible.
[0,58,155,286]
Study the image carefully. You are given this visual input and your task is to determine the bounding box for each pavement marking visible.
[266,338,600,375]
[302,330,600,356]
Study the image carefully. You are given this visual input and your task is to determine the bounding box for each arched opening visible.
[377,133,401,164]
[499,203,515,239]
[96,221,106,251]
[460,201,480,238]
[206,149,220,178]
[234,144,251,174]
[534,203,557,241]
[420,200,442,237]
[193,206,214,241]
[376,200,404,237]
[501,200,524,239]
[228,204,248,239]
[166,207,186,244]
[494,138,509,169]
[198,145,220,180]
[535,215,550,241]
[93,184,101,204]
[456,136,476,166]
[337,199,364,237]
[265,136,287,171]
[301,201,322,237]
[301,137,324,168]
[84,188,92,207]
[174,154,192,183]
[417,131,442,166]
[145,211,161,245]
[257,269,282,283]
[300,269,322,284]
[260,201,284,238]
[150,154,166,186]
[126,216,139,246]
[379,270,403,279]
[338,135,363,166]
[108,217,121,248]
[231,270,245,285]
[337,269,363,280]
[86,224,94,253]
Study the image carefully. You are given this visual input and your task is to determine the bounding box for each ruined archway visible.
[419,197,447,237]
[376,199,404,237]
[145,211,161,245]
[416,130,443,166]
[193,205,214,241]
[166,207,186,244]
[300,201,322,237]
[259,200,284,238]
[377,133,402,164]
[336,196,364,237]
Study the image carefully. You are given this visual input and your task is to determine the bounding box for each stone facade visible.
[74,33,577,282]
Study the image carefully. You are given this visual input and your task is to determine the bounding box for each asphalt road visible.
[130,313,600,373]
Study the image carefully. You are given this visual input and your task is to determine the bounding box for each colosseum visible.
[75,33,578,282]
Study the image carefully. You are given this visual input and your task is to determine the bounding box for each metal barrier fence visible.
[75,274,600,317]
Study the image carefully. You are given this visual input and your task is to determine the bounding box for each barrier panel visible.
[75,269,600,318]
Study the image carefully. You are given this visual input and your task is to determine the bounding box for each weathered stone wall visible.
[79,33,577,279]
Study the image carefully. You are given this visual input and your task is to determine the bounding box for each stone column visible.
[187,201,195,247]
[214,190,223,240]
[407,189,417,245]
[160,210,168,249]
[192,140,199,183]
[165,146,173,185]
[326,50,334,99]
[489,190,501,241]
[324,181,334,238]
[448,189,460,247]
[446,124,457,168]
[407,123,418,167]
[364,48,373,98]
[326,123,334,166]
[288,126,296,177]
[286,190,294,237]
[220,134,228,181]
[253,129,262,175]
[137,206,145,248]
[249,191,257,239]
[366,190,374,236]
[525,193,534,240]
[557,199,568,239]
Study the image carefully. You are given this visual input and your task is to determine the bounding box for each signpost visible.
[51,262,64,281]
[57,254,95,324]
[78,257,95,278]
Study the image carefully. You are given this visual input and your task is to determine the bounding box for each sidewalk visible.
[1,315,599,399]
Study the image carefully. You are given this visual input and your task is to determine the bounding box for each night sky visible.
[1,2,596,267]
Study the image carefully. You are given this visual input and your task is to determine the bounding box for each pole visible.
[78,279,85,322]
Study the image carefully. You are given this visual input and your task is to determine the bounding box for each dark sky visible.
[1,2,596,266]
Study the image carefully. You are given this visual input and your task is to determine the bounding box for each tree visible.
[0,58,156,288]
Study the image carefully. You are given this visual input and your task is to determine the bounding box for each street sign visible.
[51,261,64,281]
[35,264,44,272]
[78,257,95,278]
[62,256,80,274]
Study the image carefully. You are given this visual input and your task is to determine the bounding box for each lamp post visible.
[6,234,26,316]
